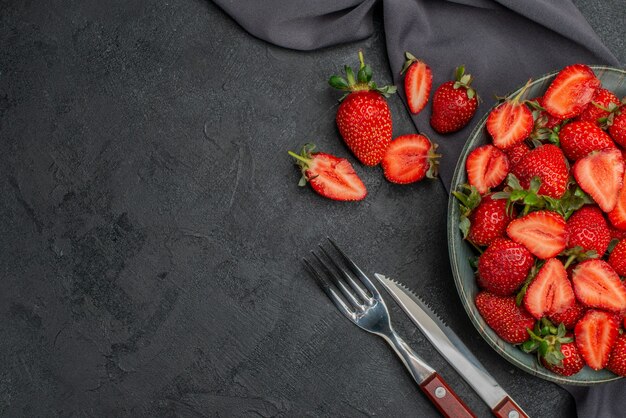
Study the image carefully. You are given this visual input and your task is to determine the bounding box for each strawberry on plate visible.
[487,81,534,149]
[477,238,534,296]
[465,144,510,194]
[523,258,575,320]
[608,169,626,230]
[289,144,366,201]
[577,88,621,125]
[329,51,396,166]
[401,52,432,115]
[575,309,619,370]
[566,205,611,257]
[548,302,586,330]
[510,144,568,199]
[475,291,535,344]
[558,120,615,161]
[468,195,517,246]
[381,134,440,184]
[572,148,625,213]
[430,66,478,134]
[504,142,531,168]
[608,110,626,148]
[507,210,567,259]
[571,259,626,312]
[608,239,626,276]
[608,334,626,376]
[542,64,601,119]
[542,338,584,377]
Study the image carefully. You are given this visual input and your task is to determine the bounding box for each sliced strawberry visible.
[608,334,626,376]
[572,148,625,212]
[608,239,626,277]
[559,120,615,161]
[608,169,626,230]
[523,258,574,319]
[507,211,567,259]
[577,88,621,125]
[575,309,619,370]
[289,145,367,201]
[465,145,510,194]
[475,292,535,344]
[487,83,534,149]
[542,64,600,119]
[572,259,626,312]
[402,52,432,115]
[382,134,439,184]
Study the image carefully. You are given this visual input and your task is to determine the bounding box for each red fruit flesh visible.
[542,340,584,376]
[465,145,510,194]
[477,238,534,296]
[549,302,586,330]
[608,239,626,277]
[405,60,432,115]
[609,112,626,148]
[575,309,619,370]
[559,120,615,161]
[510,144,568,199]
[336,91,392,166]
[468,195,516,246]
[475,292,535,344]
[304,153,367,201]
[382,134,437,184]
[542,64,600,119]
[507,211,567,259]
[487,101,534,149]
[577,88,621,125]
[572,259,626,312]
[523,258,574,319]
[566,205,611,256]
[608,169,626,230]
[608,334,626,376]
[573,148,625,213]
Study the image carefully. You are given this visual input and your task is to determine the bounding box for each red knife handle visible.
[492,396,528,418]
[419,372,476,418]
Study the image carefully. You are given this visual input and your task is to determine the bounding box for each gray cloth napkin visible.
[212,0,624,415]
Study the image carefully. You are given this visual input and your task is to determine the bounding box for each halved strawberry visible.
[575,309,619,370]
[572,259,626,312]
[542,64,600,119]
[475,291,535,344]
[465,145,510,194]
[289,145,367,201]
[608,239,626,277]
[608,334,626,376]
[487,82,534,149]
[510,144,568,199]
[523,258,574,319]
[572,148,625,212]
[401,52,432,115]
[577,88,621,125]
[507,211,567,259]
[382,134,439,184]
[608,169,626,230]
[559,120,615,161]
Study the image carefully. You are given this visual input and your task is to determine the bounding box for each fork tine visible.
[312,250,363,308]
[327,238,380,297]
[318,245,370,302]
[302,258,355,318]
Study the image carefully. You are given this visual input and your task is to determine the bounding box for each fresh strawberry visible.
[610,225,626,240]
[532,96,563,130]
[510,144,568,199]
[575,309,619,370]
[288,144,366,201]
[609,110,626,148]
[504,142,531,167]
[382,134,440,184]
[487,82,534,149]
[559,120,615,161]
[572,259,626,312]
[477,238,534,296]
[572,148,625,212]
[566,205,611,256]
[465,145,510,194]
[401,52,432,115]
[549,302,586,330]
[468,195,517,246]
[577,88,621,125]
[329,52,396,166]
[608,169,626,231]
[542,338,585,377]
[608,239,626,276]
[608,334,626,376]
[475,291,535,344]
[523,258,575,319]
[430,66,478,134]
[507,210,567,259]
[542,64,600,119]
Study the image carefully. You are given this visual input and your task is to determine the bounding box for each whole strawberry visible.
[430,66,478,134]
[542,338,584,377]
[510,144,568,199]
[468,195,517,246]
[608,334,626,376]
[608,108,626,148]
[577,88,621,125]
[475,291,535,344]
[559,120,615,161]
[329,51,396,166]
[566,205,611,257]
[477,238,534,296]
[549,302,586,330]
[609,239,626,277]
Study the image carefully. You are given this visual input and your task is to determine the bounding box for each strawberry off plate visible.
[447,66,626,386]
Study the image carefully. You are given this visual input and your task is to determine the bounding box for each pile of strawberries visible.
[454,63,626,377]
[290,52,479,200]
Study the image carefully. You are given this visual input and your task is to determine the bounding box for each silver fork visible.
[304,239,475,418]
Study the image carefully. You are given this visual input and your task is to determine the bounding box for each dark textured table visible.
[1,1,624,416]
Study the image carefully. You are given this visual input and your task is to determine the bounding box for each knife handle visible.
[420,372,476,418]
[492,396,528,418]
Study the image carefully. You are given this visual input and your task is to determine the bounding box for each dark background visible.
[1,0,624,416]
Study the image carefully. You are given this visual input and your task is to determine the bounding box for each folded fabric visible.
[212,0,624,416]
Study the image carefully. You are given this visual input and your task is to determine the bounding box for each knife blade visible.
[374,273,528,418]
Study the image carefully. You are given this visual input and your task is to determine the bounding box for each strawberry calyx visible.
[288,143,318,186]
[562,246,599,269]
[452,184,482,239]
[522,319,572,366]
[400,51,420,75]
[328,51,397,100]
[452,65,476,100]
[598,98,626,129]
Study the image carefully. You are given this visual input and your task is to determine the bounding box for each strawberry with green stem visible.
[430,66,478,134]
[522,320,583,376]
[401,52,432,115]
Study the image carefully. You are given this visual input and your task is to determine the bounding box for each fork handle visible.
[420,372,476,418]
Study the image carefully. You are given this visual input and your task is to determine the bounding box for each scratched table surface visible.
[1,0,625,416]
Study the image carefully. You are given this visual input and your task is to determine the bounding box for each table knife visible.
[374,273,528,418]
